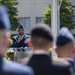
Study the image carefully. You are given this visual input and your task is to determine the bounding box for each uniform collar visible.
[27,50,50,64]
[33,50,49,55]
[18,34,25,38]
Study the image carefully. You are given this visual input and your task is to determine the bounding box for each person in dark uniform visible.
[55,27,75,71]
[11,24,31,47]
[0,5,34,75]
[25,23,74,75]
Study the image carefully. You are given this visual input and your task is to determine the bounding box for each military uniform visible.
[25,24,74,75]
[11,24,31,47]
[11,34,30,47]
[27,51,74,75]
[0,56,33,75]
[0,5,34,75]
[56,27,75,71]
[64,58,75,71]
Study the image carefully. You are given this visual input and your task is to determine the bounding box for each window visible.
[19,17,30,30]
[36,17,43,24]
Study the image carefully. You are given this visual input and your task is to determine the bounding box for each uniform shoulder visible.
[52,58,75,75]
[52,57,69,65]
[12,35,18,39]
[3,60,33,75]
[25,35,31,38]
[52,57,70,67]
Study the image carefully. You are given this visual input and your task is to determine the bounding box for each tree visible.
[43,0,75,30]
[0,0,19,30]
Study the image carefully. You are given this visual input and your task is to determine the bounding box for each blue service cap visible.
[18,24,24,29]
[56,27,74,46]
[0,5,11,30]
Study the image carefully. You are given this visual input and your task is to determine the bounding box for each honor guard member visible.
[26,23,74,75]
[11,24,31,47]
[0,5,34,75]
[55,27,75,71]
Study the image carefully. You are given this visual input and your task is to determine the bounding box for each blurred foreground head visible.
[31,23,53,51]
[0,5,11,56]
[56,27,75,58]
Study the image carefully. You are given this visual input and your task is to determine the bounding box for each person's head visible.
[17,24,24,36]
[31,23,53,51]
[55,27,75,58]
[0,5,11,56]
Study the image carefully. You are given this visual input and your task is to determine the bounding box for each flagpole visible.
[51,0,59,57]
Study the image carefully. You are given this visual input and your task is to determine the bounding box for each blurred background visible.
[1,0,75,62]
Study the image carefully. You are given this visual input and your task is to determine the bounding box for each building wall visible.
[69,0,75,34]
[16,0,75,34]
[16,0,50,33]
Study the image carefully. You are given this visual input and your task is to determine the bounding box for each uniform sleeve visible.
[11,37,19,47]
[52,59,75,75]
[65,66,75,75]
[3,60,34,75]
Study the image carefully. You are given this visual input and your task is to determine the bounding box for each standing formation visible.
[0,4,75,75]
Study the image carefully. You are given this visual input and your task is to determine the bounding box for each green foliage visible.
[0,0,19,30]
[43,6,51,26]
[4,39,14,61]
[5,49,14,61]
[43,0,75,30]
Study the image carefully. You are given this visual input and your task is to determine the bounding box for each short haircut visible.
[56,41,74,51]
[31,37,50,48]
[31,23,53,42]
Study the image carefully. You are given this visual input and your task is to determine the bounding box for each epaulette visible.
[52,57,69,65]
